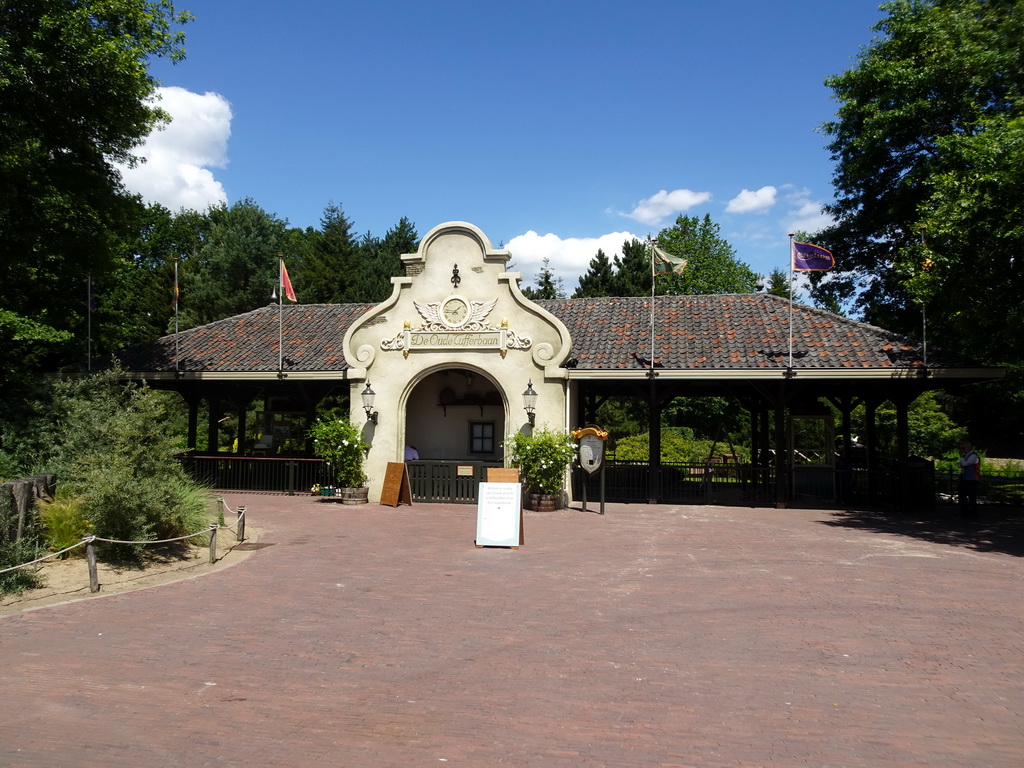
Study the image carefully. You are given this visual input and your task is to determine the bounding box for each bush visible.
[0,540,41,593]
[505,428,577,494]
[0,492,41,593]
[308,417,368,487]
[2,369,216,564]
[614,429,750,464]
[987,483,1024,506]
[38,492,91,555]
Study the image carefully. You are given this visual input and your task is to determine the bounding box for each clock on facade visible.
[442,297,469,328]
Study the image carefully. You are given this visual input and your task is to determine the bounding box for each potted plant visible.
[505,428,577,511]
[308,417,369,504]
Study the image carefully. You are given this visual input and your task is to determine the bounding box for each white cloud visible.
[783,189,833,235]
[622,188,712,226]
[116,86,232,212]
[505,230,643,292]
[726,185,777,214]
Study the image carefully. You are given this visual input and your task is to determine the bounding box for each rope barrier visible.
[0,540,88,576]
[222,507,246,530]
[91,529,212,546]
[2,506,248,580]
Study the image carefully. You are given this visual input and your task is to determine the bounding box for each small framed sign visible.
[475,482,522,548]
[456,464,475,478]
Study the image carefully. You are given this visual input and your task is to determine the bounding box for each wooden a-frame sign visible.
[381,462,413,507]
[475,466,524,548]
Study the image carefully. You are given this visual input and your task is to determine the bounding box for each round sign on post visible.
[572,426,610,515]
[571,425,609,474]
[578,434,605,475]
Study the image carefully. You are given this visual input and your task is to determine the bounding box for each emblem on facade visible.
[381,296,532,357]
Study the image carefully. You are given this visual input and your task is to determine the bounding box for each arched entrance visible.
[402,366,508,503]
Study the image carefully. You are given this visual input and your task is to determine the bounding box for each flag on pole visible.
[652,244,688,276]
[279,257,297,302]
[792,241,834,271]
[171,258,179,311]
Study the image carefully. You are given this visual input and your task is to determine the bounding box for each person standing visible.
[957,440,981,518]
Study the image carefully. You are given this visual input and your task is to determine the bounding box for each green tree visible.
[350,216,418,303]
[765,267,792,299]
[573,248,616,298]
[654,214,757,295]
[292,202,359,304]
[610,238,652,297]
[874,391,966,459]
[521,257,563,299]
[97,203,210,351]
[179,199,288,328]
[814,0,1024,361]
[0,0,190,354]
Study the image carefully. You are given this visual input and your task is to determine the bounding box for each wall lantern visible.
[522,380,538,426]
[362,381,378,424]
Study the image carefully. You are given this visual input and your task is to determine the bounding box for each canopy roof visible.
[117,293,997,385]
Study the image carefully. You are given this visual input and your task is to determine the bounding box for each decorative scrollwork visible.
[354,344,377,366]
[532,342,555,366]
[505,330,533,350]
[380,334,406,351]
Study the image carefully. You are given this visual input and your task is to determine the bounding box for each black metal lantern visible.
[522,380,538,426]
[361,381,378,424]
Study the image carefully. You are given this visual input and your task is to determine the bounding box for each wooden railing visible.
[573,461,775,505]
[179,454,335,495]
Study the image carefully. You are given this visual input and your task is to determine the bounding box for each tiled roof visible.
[118,303,374,373]
[536,294,944,370]
[119,294,954,375]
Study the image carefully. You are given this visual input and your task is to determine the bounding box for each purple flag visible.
[792,241,834,271]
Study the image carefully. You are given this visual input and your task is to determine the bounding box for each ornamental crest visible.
[381,295,532,357]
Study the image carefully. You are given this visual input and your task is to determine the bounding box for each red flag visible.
[280,257,297,302]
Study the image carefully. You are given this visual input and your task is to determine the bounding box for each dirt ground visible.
[0,526,259,617]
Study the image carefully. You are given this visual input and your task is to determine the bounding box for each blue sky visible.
[124,0,887,291]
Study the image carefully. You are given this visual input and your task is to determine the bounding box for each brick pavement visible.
[1,496,1022,767]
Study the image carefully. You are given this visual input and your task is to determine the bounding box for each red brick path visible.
[1,497,1022,767]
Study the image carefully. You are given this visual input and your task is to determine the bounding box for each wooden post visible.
[207,395,220,453]
[208,524,218,564]
[86,538,99,593]
[236,506,246,542]
[774,382,788,509]
[186,396,199,450]
[10,480,32,543]
[647,370,661,504]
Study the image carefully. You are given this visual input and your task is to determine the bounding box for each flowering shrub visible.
[505,428,577,494]
[308,417,368,488]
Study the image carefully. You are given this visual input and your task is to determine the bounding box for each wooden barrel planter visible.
[340,487,369,505]
[528,493,559,512]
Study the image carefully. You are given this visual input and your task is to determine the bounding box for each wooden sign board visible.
[475,482,522,548]
[380,462,413,507]
[486,467,520,484]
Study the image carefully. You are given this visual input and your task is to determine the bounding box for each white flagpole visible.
[278,258,284,374]
[788,233,795,370]
[173,257,180,373]
[650,239,656,373]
